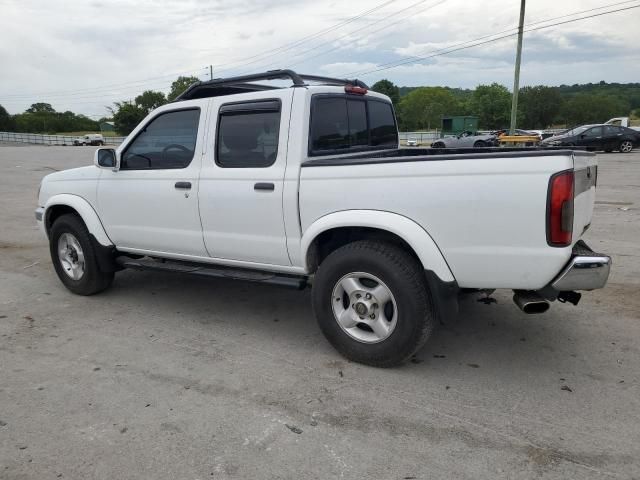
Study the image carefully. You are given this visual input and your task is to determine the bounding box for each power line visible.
[346,2,640,77]
[0,0,399,101]
[343,0,639,76]
[232,0,442,76]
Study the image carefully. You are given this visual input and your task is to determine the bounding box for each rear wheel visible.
[619,140,633,153]
[432,141,445,148]
[312,241,436,367]
[49,214,114,295]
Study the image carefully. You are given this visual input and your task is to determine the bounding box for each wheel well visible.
[45,205,80,233]
[306,227,421,273]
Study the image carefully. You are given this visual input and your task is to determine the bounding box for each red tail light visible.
[345,85,367,95]
[547,170,574,247]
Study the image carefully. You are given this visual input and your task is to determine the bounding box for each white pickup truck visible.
[35,70,611,366]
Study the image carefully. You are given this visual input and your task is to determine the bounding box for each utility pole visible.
[509,0,526,135]
[209,65,213,80]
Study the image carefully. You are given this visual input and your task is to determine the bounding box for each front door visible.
[579,126,604,151]
[198,91,293,266]
[97,104,209,257]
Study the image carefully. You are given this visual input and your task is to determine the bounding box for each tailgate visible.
[572,151,597,242]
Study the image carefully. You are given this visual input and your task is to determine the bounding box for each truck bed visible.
[299,147,596,290]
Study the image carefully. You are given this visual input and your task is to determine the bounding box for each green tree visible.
[112,101,146,135]
[0,104,15,131]
[396,87,462,130]
[560,93,628,126]
[469,83,511,130]
[517,85,563,129]
[167,76,200,102]
[26,103,55,114]
[371,79,400,104]
[135,90,166,113]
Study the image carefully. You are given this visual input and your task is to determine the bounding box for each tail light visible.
[547,170,574,247]
[345,85,367,95]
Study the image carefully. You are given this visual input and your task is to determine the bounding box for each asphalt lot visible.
[1,145,639,479]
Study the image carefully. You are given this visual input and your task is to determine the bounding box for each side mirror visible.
[94,148,119,171]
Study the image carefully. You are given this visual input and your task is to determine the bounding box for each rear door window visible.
[309,95,398,156]
[215,100,281,168]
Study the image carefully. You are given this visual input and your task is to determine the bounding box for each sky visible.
[0,0,639,117]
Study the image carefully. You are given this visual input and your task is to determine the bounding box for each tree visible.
[26,103,55,114]
[396,87,462,130]
[469,83,511,130]
[135,90,166,113]
[0,104,14,131]
[560,93,629,126]
[167,76,200,102]
[371,79,400,104]
[112,101,146,135]
[517,86,563,129]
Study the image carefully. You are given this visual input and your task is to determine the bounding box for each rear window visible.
[309,96,397,156]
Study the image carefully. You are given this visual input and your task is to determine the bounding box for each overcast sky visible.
[1,0,638,117]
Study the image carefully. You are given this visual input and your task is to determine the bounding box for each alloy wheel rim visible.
[621,141,633,153]
[57,233,85,280]
[331,272,398,344]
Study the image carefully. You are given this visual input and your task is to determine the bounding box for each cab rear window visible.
[309,96,398,156]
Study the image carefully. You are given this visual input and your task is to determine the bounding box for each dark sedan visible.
[541,124,640,152]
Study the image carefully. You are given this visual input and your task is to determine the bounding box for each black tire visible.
[49,214,114,295]
[432,142,445,148]
[473,140,486,148]
[312,241,436,367]
[619,140,633,153]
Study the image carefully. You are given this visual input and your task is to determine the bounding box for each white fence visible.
[0,131,126,146]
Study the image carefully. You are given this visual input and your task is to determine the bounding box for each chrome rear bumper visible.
[551,240,611,291]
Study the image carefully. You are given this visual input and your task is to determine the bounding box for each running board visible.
[115,256,308,290]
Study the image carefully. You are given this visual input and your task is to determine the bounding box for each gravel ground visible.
[1,145,639,479]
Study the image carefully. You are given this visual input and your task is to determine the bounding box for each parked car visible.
[73,134,105,146]
[35,69,610,367]
[406,137,419,147]
[541,124,639,152]
[431,131,496,148]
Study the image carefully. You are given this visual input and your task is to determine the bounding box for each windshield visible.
[563,125,592,136]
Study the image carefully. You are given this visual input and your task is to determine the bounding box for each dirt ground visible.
[1,145,639,479]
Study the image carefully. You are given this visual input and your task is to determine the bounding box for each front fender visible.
[300,210,455,283]
[44,194,113,247]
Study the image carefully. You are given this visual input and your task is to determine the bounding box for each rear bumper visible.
[550,240,611,291]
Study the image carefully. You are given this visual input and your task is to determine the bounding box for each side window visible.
[121,109,200,170]
[309,96,398,155]
[369,101,398,146]
[604,125,621,135]
[584,127,602,137]
[216,101,281,168]
[311,97,349,151]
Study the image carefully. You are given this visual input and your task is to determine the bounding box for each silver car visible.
[431,131,496,148]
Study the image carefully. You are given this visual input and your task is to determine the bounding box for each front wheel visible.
[473,140,486,148]
[49,214,114,295]
[312,241,436,367]
[619,140,633,153]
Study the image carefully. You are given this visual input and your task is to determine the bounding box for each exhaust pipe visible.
[513,290,550,314]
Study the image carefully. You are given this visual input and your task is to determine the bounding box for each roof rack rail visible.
[175,69,369,101]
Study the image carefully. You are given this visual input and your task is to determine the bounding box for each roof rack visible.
[175,69,369,101]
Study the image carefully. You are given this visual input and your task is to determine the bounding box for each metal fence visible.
[398,131,440,145]
[0,131,126,146]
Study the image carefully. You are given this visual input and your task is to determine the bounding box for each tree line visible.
[373,79,640,131]
[1,77,638,136]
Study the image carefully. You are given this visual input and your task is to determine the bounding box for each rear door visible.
[198,90,293,266]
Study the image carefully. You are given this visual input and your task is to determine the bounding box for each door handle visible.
[254,182,275,191]
[175,181,192,189]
